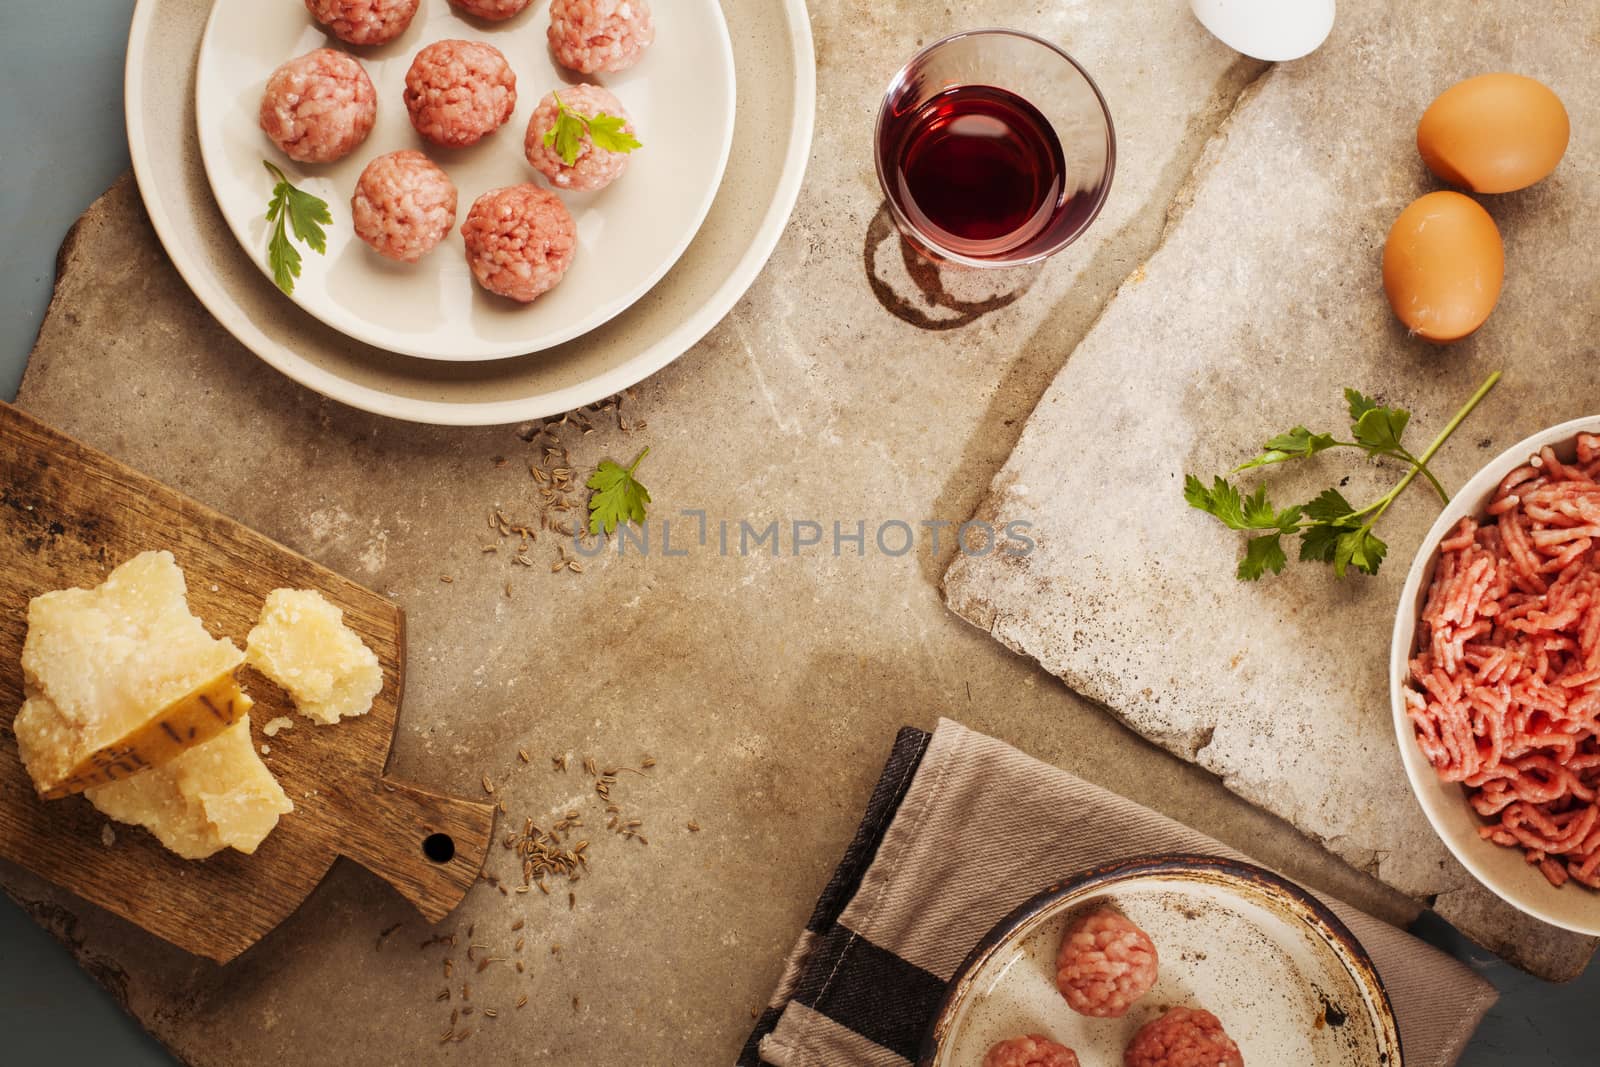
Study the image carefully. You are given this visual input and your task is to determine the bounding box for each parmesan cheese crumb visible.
[100,824,116,847]
[246,589,382,725]
[262,716,295,737]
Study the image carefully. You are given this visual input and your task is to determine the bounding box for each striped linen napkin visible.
[740,718,1497,1067]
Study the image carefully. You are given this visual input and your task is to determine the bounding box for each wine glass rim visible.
[873,27,1118,269]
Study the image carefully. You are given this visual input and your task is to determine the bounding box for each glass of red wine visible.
[875,29,1115,267]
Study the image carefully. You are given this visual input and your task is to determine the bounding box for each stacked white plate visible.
[125,0,815,425]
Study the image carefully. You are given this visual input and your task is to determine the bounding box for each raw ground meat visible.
[304,0,419,46]
[1055,908,1159,1018]
[351,151,458,262]
[982,1035,1081,1067]
[259,49,377,164]
[524,84,635,191]
[450,0,533,18]
[404,40,517,148]
[547,0,655,74]
[1407,438,1600,889]
[1123,1007,1244,1067]
[461,184,577,302]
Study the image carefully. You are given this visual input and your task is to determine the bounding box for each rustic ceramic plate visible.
[195,0,735,361]
[922,855,1401,1067]
[1392,417,1600,936]
[124,0,813,423]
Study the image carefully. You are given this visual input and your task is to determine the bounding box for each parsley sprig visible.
[587,447,652,535]
[542,92,643,167]
[263,160,331,296]
[1185,371,1501,580]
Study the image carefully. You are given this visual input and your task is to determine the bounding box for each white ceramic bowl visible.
[922,855,1400,1067]
[1391,416,1600,935]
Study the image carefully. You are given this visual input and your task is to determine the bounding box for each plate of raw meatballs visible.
[921,856,1401,1067]
[195,0,736,361]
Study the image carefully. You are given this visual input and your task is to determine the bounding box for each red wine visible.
[888,84,1066,258]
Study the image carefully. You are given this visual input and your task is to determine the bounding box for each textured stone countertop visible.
[4,0,1594,1064]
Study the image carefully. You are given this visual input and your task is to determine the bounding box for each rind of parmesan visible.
[85,717,293,859]
[246,589,382,725]
[14,551,244,795]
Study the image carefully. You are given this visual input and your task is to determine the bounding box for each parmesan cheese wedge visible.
[15,551,247,799]
[246,589,381,724]
[85,717,293,859]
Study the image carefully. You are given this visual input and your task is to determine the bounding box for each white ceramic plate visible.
[924,856,1400,1067]
[125,0,812,426]
[195,0,735,361]
[1392,417,1600,936]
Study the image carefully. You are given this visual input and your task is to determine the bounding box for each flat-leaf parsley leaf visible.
[542,93,643,167]
[1186,372,1501,581]
[587,447,652,536]
[263,160,331,296]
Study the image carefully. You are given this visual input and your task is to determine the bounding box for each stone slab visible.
[0,2,1429,1063]
[944,0,1600,980]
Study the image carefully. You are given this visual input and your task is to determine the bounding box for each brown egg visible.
[1382,191,1504,343]
[1417,73,1570,193]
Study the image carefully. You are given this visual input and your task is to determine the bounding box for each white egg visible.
[1190,0,1336,62]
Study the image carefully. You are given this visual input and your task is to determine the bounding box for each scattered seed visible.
[518,748,531,764]
[553,754,567,771]
[516,961,525,973]
[440,576,453,584]
[687,820,701,832]
[375,921,403,950]
[568,891,576,910]
[511,918,525,931]
[641,756,657,769]
[516,995,529,1009]
[515,936,525,952]
[444,959,453,978]
[482,775,495,795]
[436,989,450,1002]
[483,1008,498,1018]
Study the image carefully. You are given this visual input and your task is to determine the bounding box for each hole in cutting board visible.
[422,833,456,864]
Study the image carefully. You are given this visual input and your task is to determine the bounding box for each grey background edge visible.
[0,1,1591,1064]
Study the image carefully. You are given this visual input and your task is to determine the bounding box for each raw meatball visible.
[548,0,655,74]
[461,185,577,303]
[982,1035,1081,1067]
[404,40,517,147]
[1056,908,1160,1018]
[304,0,419,46]
[1124,1007,1244,1067]
[525,85,635,191]
[259,49,377,164]
[450,0,533,19]
[352,151,458,263]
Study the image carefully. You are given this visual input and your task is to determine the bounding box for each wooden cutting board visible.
[0,402,496,963]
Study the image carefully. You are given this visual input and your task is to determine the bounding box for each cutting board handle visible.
[332,778,496,924]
